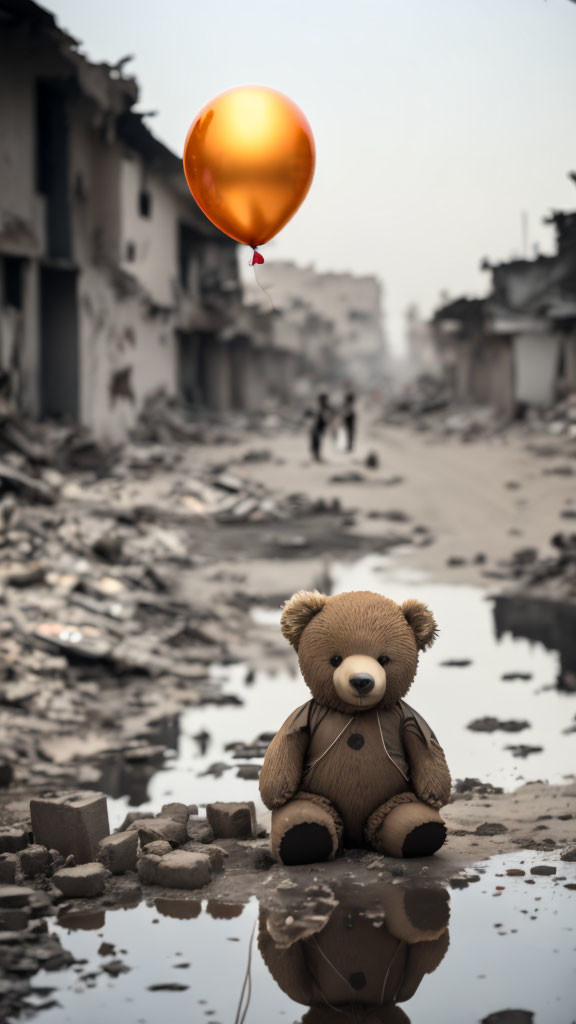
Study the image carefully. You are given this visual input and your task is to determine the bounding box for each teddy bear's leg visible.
[365,793,446,858]
[271,793,342,865]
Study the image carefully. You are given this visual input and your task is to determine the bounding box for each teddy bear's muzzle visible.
[333,655,387,707]
[349,674,374,695]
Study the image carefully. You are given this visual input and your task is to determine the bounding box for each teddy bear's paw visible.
[402,820,447,858]
[280,822,334,865]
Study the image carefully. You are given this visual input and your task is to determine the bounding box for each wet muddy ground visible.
[2,413,576,1023]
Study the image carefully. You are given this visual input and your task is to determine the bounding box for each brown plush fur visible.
[261,590,451,861]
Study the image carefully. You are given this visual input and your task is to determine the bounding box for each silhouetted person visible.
[310,394,332,462]
[342,391,356,452]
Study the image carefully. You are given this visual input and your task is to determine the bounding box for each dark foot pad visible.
[402,821,446,858]
[279,822,333,865]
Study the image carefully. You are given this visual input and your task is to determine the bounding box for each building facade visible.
[0,0,300,440]
[431,200,576,417]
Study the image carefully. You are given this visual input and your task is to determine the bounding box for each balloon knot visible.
[251,247,265,266]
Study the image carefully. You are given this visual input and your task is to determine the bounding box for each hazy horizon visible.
[46,0,576,352]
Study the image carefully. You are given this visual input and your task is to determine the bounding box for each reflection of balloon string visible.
[250,264,277,314]
[234,917,256,1024]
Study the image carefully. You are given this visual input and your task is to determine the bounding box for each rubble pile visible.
[0,791,268,1019]
[501,533,576,601]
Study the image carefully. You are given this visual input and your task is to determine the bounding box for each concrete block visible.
[53,863,107,898]
[0,854,17,884]
[206,802,257,839]
[180,842,227,872]
[156,851,212,890]
[131,818,186,847]
[97,831,138,875]
[0,826,29,854]
[143,840,172,858]
[137,854,161,885]
[30,792,109,864]
[160,803,189,824]
[20,844,52,878]
[0,885,35,908]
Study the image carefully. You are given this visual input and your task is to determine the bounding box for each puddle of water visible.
[107,553,574,826]
[31,850,576,1024]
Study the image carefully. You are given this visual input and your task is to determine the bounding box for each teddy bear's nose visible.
[349,674,375,695]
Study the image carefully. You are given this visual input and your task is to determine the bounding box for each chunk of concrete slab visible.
[97,831,138,875]
[160,803,190,824]
[20,844,52,878]
[137,854,161,885]
[0,854,17,884]
[0,885,36,908]
[0,826,29,853]
[156,851,212,890]
[30,792,109,864]
[143,840,172,858]
[131,818,186,847]
[206,802,257,839]
[53,863,107,898]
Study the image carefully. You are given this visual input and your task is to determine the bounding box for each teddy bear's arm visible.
[259,704,311,810]
[403,726,451,809]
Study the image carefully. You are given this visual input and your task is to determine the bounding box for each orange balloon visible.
[183,85,315,250]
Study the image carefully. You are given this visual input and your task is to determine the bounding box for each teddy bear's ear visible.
[281,590,327,650]
[401,599,438,651]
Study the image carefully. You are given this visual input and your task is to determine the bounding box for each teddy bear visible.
[258,882,450,1023]
[259,589,451,864]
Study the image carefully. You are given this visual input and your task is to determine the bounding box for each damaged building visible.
[0,0,300,441]
[431,193,576,418]
[244,260,388,388]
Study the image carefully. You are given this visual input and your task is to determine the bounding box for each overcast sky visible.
[48,0,576,351]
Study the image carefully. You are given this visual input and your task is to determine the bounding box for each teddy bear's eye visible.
[330,654,342,667]
[378,655,390,666]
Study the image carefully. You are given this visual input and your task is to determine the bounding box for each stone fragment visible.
[30,792,109,863]
[185,817,214,844]
[180,842,227,872]
[137,854,161,885]
[117,811,156,831]
[206,802,257,839]
[0,908,30,930]
[560,846,576,862]
[53,863,107,898]
[0,885,35,907]
[0,763,13,787]
[130,818,186,847]
[20,845,52,878]
[0,826,29,853]
[475,822,508,836]
[97,831,138,875]
[160,803,190,824]
[236,765,261,780]
[144,841,172,858]
[156,851,212,890]
[530,865,556,876]
[0,854,17,883]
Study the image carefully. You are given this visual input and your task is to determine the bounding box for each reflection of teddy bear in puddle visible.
[259,590,451,863]
[258,884,450,1024]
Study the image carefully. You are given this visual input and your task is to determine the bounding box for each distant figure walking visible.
[342,391,356,452]
[310,393,332,462]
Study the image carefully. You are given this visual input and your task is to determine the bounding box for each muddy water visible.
[33,849,576,1024]
[106,552,574,828]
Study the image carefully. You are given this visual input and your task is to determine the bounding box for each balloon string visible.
[251,265,277,313]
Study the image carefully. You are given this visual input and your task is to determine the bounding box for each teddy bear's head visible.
[281,589,437,713]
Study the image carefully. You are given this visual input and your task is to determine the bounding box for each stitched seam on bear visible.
[377,712,410,782]
[303,717,354,778]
